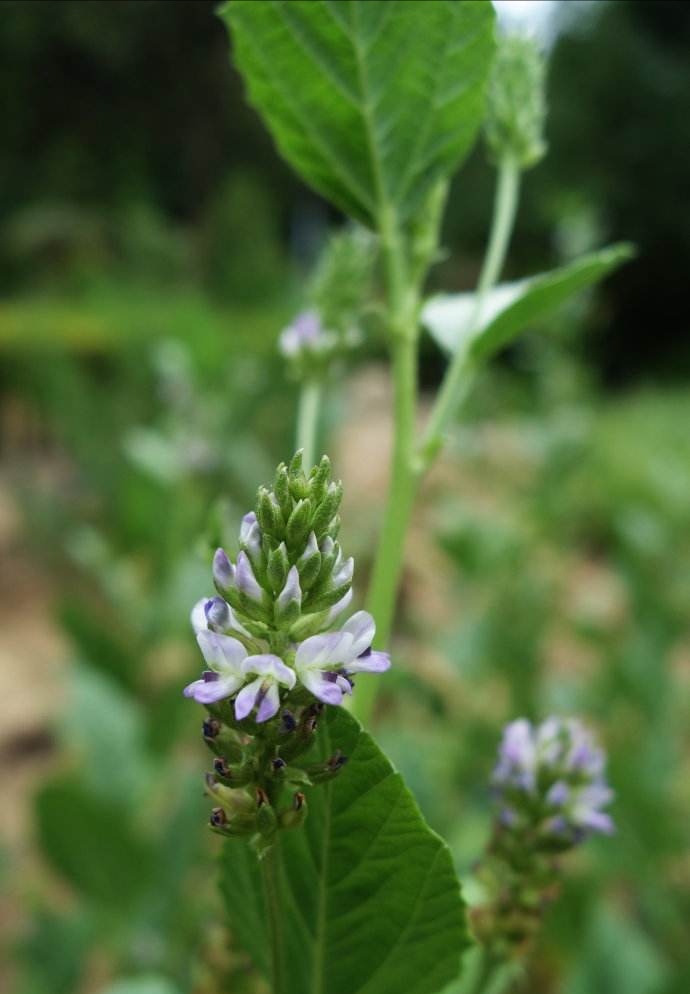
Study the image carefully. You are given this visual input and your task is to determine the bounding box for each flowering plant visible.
[179,4,632,993]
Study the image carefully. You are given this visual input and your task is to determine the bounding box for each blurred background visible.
[1,1,688,993]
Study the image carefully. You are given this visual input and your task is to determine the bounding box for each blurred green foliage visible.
[1,2,688,993]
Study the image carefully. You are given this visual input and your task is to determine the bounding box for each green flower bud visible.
[484,35,547,170]
[305,580,352,615]
[286,498,312,550]
[267,542,290,595]
[312,482,343,536]
[273,463,292,518]
[256,486,284,537]
[297,533,322,591]
[309,454,331,504]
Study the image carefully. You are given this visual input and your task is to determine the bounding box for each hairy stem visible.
[419,157,520,469]
[261,844,286,994]
[296,379,322,468]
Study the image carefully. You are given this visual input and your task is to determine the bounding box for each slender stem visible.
[261,845,286,994]
[296,379,322,468]
[419,158,521,469]
[352,215,420,725]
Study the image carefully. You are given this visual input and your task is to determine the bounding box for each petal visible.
[239,511,258,544]
[341,610,376,657]
[298,531,319,563]
[184,674,242,704]
[256,682,281,723]
[277,565,301,612]
[300,667,344,706]
[347,650,391,674]
[295,631,354,671]
[213,548,235,591]
[236,551,263,602]
[197,631,247,675]
[332,556,354,587]
[242,654,296,689]
[578,810,615,835]
[190,597,209,634]
[324,587,353,626]
[205,596,231,629]
[234,676,263,721]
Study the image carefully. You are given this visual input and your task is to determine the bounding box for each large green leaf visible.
[422,243,635,360]
[223,1,495,227]
[220,708,468,994]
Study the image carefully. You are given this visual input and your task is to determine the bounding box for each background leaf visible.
[35,777,154,909]
[422,243,635,359]
[223,0,495,227]
[220,707,468,994]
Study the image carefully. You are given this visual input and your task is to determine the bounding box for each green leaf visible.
[220,708,468,994]
[422,243,635,360]
[223,0,495,227]
[35,777,154,909]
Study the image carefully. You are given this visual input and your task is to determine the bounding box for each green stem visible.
[419,157,521,469]
[353,215,420,725]
[261,844,286,994]
[296,379,322,468]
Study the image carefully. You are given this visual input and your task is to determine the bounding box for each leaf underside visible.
[223,0,495,227]
[220,707,468,994]
[422,242,636,360]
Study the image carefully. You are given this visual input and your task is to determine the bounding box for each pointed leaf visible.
[220,707,468,994]
[422,243,635,360]
[223,0,495,227]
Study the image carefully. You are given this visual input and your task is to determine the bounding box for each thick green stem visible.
[296,379,322,468]
[261,845,286,994]
[419,158,520,469]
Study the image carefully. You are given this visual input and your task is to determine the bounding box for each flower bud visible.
[273,463,292,518]
[213,548,235,596]
[267,542,290,595]
[274,566,302,627]
[297,530,320,575]
[205,596,231,631]
[309,455,331,504]
[286,499,312,551]
[311,482,343,536]
[256,487,284,537]
[484,35,547,170]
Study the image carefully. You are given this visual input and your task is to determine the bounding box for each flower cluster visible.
[278,309,361,377]
[484,34,547,170]
[492,717,614,844]
[183,451,390,845]
[472,716,613,957]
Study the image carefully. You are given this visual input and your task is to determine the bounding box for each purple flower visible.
[294,610,390,706]
[190,595,249,639]
[492,716,614,843]
[279,310,336,359]
[184,631,247,704]
[234,654,296,723]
